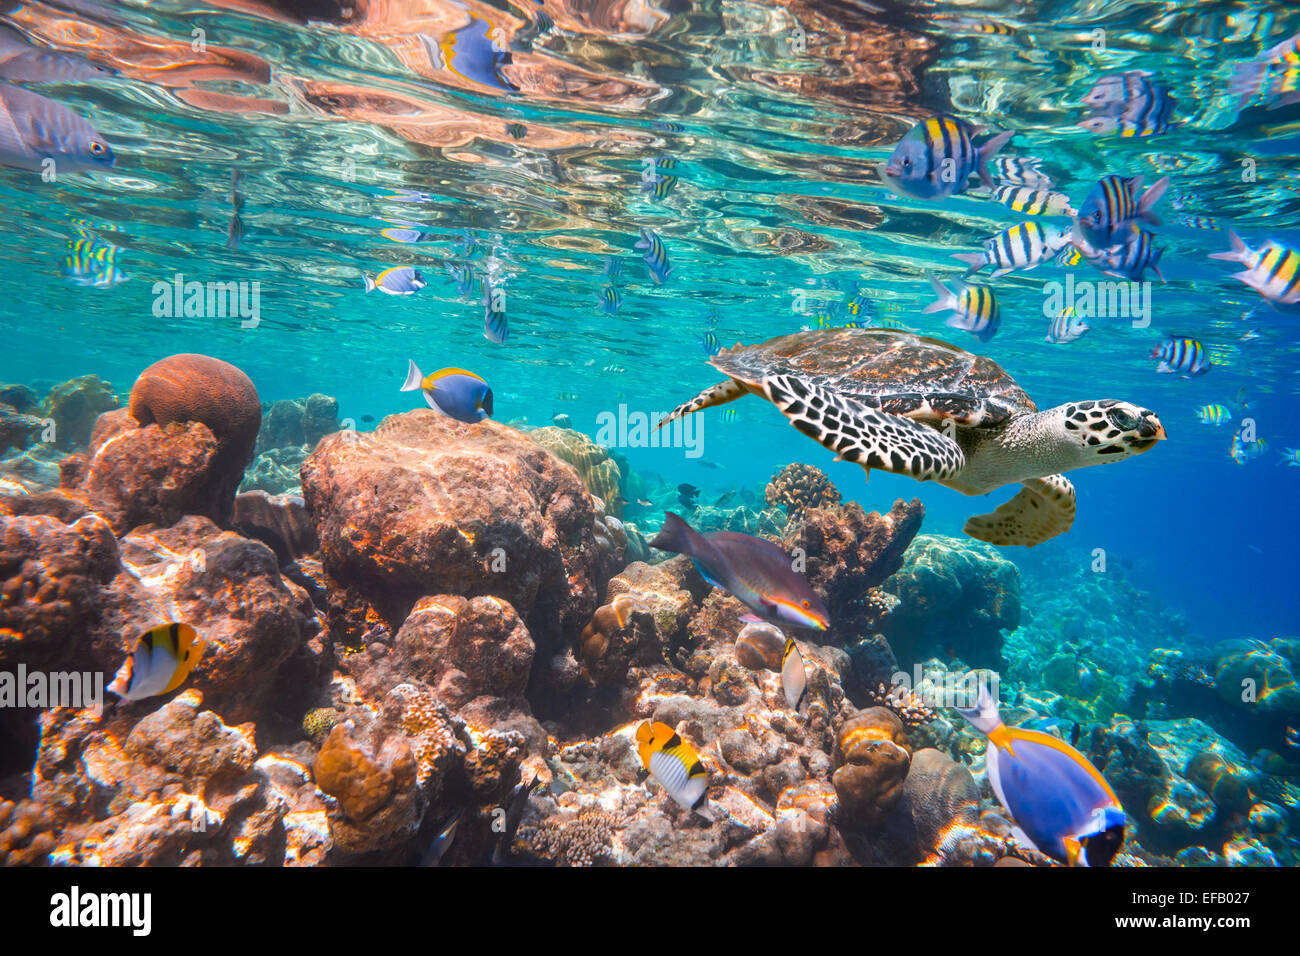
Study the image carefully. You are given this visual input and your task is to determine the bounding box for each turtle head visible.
[1060,400,1166,464]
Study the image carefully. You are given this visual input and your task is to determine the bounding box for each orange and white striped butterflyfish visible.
[634,720,712,816]
[958,685,1126,866]
[107,623,204,702]
[781,637,808,712]
[401,361,493,424]
[649,512,829,631]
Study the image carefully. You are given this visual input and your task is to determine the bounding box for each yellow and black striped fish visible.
[952,221,1070,278]
[881,114,1012,200]
[991,184,1075,217]
[108,623,204,702]
[1210,230,1300,306]
[924,275,999,342]
[635,720,710,812]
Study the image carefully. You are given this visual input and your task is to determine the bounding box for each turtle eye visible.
[1108,407,1139,431]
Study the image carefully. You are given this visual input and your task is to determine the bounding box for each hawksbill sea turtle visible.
[656,328,1166,547]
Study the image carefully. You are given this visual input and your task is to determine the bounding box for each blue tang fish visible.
[401,361,493,423]
[959,685,1126,866]
[650,512,829,630]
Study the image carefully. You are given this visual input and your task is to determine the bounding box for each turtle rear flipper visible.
[965,474,1076,547]
[762,373,964,481]
[656,379,748,430]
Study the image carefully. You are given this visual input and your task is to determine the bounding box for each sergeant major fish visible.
[952,221,1070,278]
[1208,230,1300,310]
[923,275,999,342]
[635,228,671,283]
[879,114,1013,200]
[1075,174,1170,249]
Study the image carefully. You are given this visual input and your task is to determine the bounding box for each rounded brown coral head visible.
[765,462,841,515]
[129,353,261,467]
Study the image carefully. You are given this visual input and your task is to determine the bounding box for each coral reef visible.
[41,374,120,450]
[301,412,611,650]
[880,534,1020,668]
[528,426,624,518]
[255,394,341,453]
[240,445,309,495]
[765,462,841,515]
[780,498,923,642]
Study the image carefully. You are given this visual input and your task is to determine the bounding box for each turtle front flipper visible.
[656,379,749,430]
[964,474,1076,546]
[762,373,964,481]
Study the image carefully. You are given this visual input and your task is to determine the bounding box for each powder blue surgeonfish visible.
[650,512,829,631]
[959,685,1126,866]
[0,82,114,172]
[401,361,493,423]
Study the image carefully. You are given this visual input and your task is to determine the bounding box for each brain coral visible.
[128,354,262,468]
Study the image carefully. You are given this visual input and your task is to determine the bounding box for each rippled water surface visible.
[3,0,1299,636]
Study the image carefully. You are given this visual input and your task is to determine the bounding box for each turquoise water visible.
[8,1,1296,640]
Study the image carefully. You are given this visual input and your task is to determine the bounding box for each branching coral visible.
[525,807,617,866]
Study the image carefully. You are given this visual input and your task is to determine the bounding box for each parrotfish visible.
[108,623,205,702]
[1074,174,1170,249]
[879,114,1013,200]
[959,684,1126,866]
[401,361,493,423]
[923,275,999,342]
[363,266,426,295]
[650,512,830,631]
[634,720,712,815]
[0,81,114,172]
